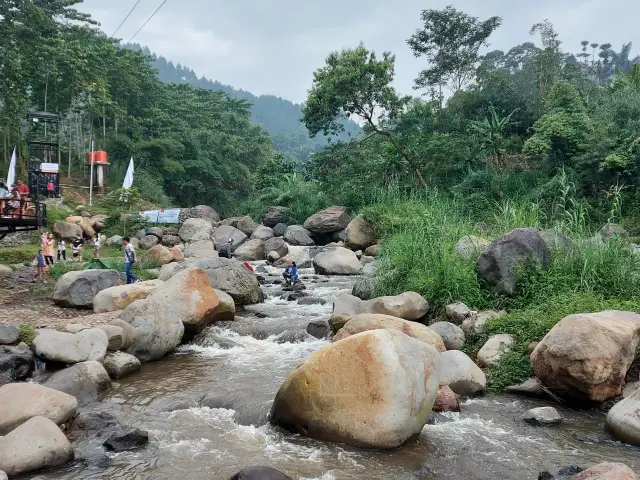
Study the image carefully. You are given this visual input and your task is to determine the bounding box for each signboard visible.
[40,163,59,173]
[138,209,181,224]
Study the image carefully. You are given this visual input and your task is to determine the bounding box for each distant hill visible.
[127,44,361,163]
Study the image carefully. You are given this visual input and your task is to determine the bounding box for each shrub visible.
[17,324,36,346]
[0,245,39,264]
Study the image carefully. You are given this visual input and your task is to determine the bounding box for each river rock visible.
[179,218,214,243]
[333,294,372,318]
[228,466,292,480]
[333,314,445,352]
[146,245,174,265]
[454,235,491,260]
[284,225,315,246]
[0,416,73,476]
[32,328,108,364]
[272,223,287,237]
[303,206,351,234]
[438,350,486,397]
[345,215,376,250]
[477,228,550,295]
[162,234,181,247]
[263,206,290,227]
[267,251,280,263]
[539,229,573,250]
[370,292,429,320]
[307,320,332,339]
[139,235,158,249]
[103,352,141,379]
[103,427,149,452]
[212,289,235,322]
[44,361,111,406]
[270,329,441,449]
[108,319,137,349]
[237,216,258,236]
[220,216,242,228]
[600,223,628,241]
[52,269,120,308]
[53,221,83,241]
[605,386,640,446]
[329,313,351,332]
[445,302,472,324]
[520,406,562,426]
[93,280,164,313]
[0,383,77,435]
[0,325,18,345]
[106,235,123,246]
[477,334,515,367]
[364,244,380,257]
[352,277,375,300]
[233,239,266,261]
[214,225,247,250]
[251,225,274,241]
[505,378,547,398]
[0,346,34,383]
[0,265,12,276]
[568,462,637,479]
[264,237,289,258]
[165,257,261,305]
[97,325,125,351]
[531,310,640,402]
[429,322,465,350]
[194,205,221,222]
[433,386,460,412]
[313,247,362,275]
[184,240,218,259]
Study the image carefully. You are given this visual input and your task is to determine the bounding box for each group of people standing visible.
[33,232,101,282]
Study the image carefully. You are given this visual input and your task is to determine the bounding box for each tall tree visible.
[407,6,502,100]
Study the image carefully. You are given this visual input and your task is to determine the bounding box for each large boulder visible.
[263,206,290,227]
[454,235,491,260]
[569,462,637,480]
[178,218,214,243]
[313,247,362,275]
[32,328,108,364]
[213,225,247,250]
[606,384,640,445]
[600,223,628,242]
[445,302,472,324]
[103,352,141,379]
[284,225,315,246]
[370,292,429,320]
[162,257,261,305]
[303,206,351,234]
[264,237,288,258]
[539,229,573,250]
[531,310,640,402]
[0,383,77,435]
[106,235,123,246]
[333,294,371,318]
[344,215,376,250]
[0,416,73,477]
[146,227,164,239]
[237,216,258,236]
[333,314,445,352]
[97,325,125,351]
[429,322,465,350]
[433,386,460,412]
[139,235,158,249]
[162,234,181,247]
[0,324,18,345]
[220,216,242,228]
[0,346,34,383]
[272,223,287,237]
[52,269,120,309]
[233,239,266,261]
[43,361,111,406]
[476,228,550,294]
[270,329,440,449]
[93,280,164,313]
[438,350,486,397]
[212,289,235,322]
[364,244,380,257]
[477,334,514,367]
[194,205,221,222]
[183,240,217,259]
[251,225,274,241]
[53,221,83,241]
[158,262,181,281]
[146,245,174,265]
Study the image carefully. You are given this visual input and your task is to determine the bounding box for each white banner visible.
[40,163,59,173]
[138,209,181,224]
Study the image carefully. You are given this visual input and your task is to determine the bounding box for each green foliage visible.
[0,245,39,265]
[17,324,36,346]
[46,206,70,226]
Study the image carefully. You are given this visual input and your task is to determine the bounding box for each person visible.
[33,250,46,283]
[41,232,48,250]
[123,237,137,284]
[72,239,81,261]
[283,261,298,286]
[219,238,234,259]
[47,180,55,198]
[0,182,7,198]
[43,233,55,265]
[93,233,101,259]
[15,180,29,197]
[57,237,66,261]
[4,188,21,216]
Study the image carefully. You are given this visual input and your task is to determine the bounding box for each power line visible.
[112,0,143,38]
[126,0,168,44]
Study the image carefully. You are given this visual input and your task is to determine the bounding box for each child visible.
[34,250,46,283]
[47,180,55,198]
[72,240,81,261]
[93,233,101,259]
[57,238,66,261]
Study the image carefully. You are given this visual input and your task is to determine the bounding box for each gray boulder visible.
[44,361,111,406]
[605,384,640,446]
[221,216,242,228]
[103,427,149,452]
[429,322,465,350]
[539,229,573,250]
[454,235,491,260]
[108,319,137,349]
[272,223,287,237]
[0,416,73,476]
[370,292,429,320]
[313,247,362,275]
[178,218,214,243]
[97,325,125,351]
[0,346,34,383]
[0,325,19,345]
[53,221,83,241]
[233,239,266,261]
[32,328,108,364]
[264,237,289,258]
[237,216,258,236]
[106,235,123,246]
[445,302,472,324]
[251,225,274,241]
[103,352,141,379]
[364,244,380,257]
[520,406,562,426]
[52,269,120,308]
[600,223,628,241]
[161,234,181,247]
[476,228,550,295]
[0,383,77,435]
[303,206,351,234]
[139,234,158,249]
[284,225,315,246]
[146,227,163,239]
[267,251,280,263]
[307,321,333,339]
[352,277,375,300]
[183,240,217,259]
[213,225,247,250]
[438,350,486,397]
[194,205,220,222]
[263,206,290,227]
[345,215,376,250]
[477,334,514,367]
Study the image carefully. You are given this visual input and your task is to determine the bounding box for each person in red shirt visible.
[47,180,54,198]
[15,180,29,196]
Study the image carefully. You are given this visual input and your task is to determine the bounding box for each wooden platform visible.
[0,201,47,239]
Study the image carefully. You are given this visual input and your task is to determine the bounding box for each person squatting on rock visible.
[123,236,138,284]
[283,261,298,286]
[219,238,234,259]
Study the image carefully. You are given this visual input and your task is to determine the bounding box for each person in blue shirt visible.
[0,182,7,198]
[283,261,298,286]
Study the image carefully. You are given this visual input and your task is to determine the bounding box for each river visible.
[30,265,640,480]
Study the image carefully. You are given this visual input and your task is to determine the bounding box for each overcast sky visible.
[81,0,639,104]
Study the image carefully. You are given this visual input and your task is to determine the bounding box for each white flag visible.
[122,157,134,190]
[6,147,16,191]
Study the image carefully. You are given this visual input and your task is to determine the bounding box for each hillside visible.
[127,44,361,163]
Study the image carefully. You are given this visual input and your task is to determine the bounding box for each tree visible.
[469,104,518,166]
[301,44,428,188]
[530,20,563,102]
[407,6,502,99]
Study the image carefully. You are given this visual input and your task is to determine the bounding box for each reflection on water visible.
[28,267,640,479]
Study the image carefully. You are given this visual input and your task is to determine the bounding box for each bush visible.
[0,245,39,264]
[17,324,36,346]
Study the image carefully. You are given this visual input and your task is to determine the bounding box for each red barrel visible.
[88,151,108,163]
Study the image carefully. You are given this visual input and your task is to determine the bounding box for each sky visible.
[81,0,640,104]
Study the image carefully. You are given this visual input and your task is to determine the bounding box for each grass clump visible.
[17,324,36,346]
[0,245,39,265]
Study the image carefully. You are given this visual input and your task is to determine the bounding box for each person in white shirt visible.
[93,233,101,259]
[122,237,137,284]
[56,238,66,261]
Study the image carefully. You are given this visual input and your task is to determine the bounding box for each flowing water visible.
[30,265,640,480]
